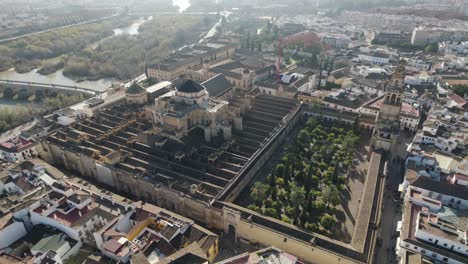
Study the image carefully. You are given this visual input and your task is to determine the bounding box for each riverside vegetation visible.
[0,15,216,81]
[0,87,89,133]
[0,16,133,73]
[63,15,215,80]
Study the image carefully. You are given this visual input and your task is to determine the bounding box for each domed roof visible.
[177,79,206,93]
[243,69,250,74]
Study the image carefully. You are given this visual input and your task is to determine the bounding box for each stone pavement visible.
[374,133,413,264]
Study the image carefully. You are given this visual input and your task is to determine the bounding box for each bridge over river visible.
[0,79,103,95]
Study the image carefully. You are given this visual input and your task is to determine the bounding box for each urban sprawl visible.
[0,1,468,264]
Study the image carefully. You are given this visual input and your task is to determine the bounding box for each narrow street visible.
[376,159,401,264]
[375,132,413,264]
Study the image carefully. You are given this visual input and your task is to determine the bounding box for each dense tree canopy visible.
[0,87,88,133]
[248,117,359,234]
[451,85,468,97]
[0,15,216,81]
[63,15,215,80]
[0,17,133,72]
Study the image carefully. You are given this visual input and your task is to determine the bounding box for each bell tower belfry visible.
[371,60,406,153]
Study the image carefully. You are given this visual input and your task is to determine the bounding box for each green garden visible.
[246,117,360,236]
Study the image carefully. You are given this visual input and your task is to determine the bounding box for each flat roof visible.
[146,81,172,94]
[433,152,460,171]
[352,151,382,251]
[401,201,468,263]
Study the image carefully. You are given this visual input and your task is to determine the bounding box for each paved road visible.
[375,133,413,264]
[376,159,402,264]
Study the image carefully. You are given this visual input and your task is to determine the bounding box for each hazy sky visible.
[172,0,191,12]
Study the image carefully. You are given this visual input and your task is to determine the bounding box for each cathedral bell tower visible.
[371,60,406,153]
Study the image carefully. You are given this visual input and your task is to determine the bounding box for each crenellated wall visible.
[36,97,386,264]
[237,220,358,264]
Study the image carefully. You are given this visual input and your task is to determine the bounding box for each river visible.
[114,16,152,36]
[0,17,152,94]
[0,0,216,101]
[0,68,115,92]
[0,0,199,94]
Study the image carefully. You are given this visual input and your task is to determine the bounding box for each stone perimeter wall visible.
[37,140,226,229]
[237,219,358,264]
[36,103,382,264]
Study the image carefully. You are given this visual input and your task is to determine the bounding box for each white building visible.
[291,73,317,93]
[445,94,467,109]
[397,177,468,264]
[321,34,351,49]
[404,71,433,86]
[0,214,28,249]
[439,41,468,54]
[0,136,37,162]
[29,231,80,264]
[448,173,468,187]
[357,52,391,65]
[53,108,87,126]
[351,78,385,97]
[28,183,119,244]
[94,202,218,264]
[360,96,421,132]
[357,66,389,78]
[406,58,432,71]
[413,109,466,155]
[411,26,468,46]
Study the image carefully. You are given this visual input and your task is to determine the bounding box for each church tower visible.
[371,60,406,153]
[202,59,210,80]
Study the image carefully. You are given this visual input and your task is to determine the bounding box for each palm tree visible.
[276,164,285,178]
[322,184,340,208]
[304,166,315,195]
[250,182,268,206]
[269,168,277,200]
[290,185,306,208]
[320,214,337,231]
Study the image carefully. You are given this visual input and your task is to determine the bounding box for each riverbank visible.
[0,14,216,84]
[38,60,66,75]
[0,68,116,92]
[0,14,121,45]
[0,15,135,74]
[0,86,89,133]
[0,15,151,89]
[62,14,217,80]
[32,16,153,78]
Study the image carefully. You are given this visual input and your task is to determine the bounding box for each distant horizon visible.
[172,0,191,12]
